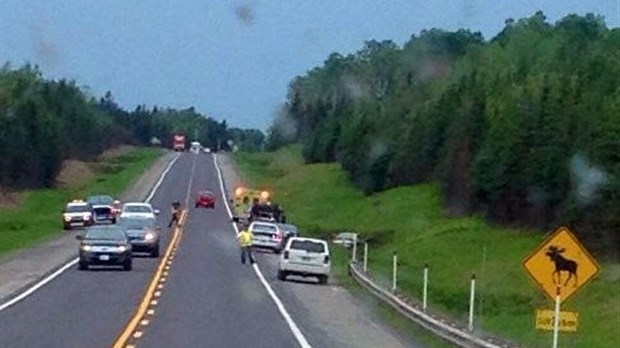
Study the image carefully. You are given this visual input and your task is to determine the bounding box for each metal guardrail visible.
[348,262,514,348]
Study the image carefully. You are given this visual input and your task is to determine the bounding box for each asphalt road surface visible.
[0,153,416,348]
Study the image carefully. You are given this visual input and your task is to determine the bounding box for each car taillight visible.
[324,255,330,264]
[283,251,289,259]
[274,232,282,241]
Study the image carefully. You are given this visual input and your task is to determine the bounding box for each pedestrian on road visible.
[168,201,181,227]
[236,227,255,264]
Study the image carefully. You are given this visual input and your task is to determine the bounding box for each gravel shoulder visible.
[0,152,176,303]
[216,153,421,348]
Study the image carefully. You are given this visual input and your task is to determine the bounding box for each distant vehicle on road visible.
[120,202,159,220]
[332,232,358,248]
[172,133,186,152]
[86,195,121,224]
[190,141,201,153]
[62,200,94,230]
[278,237,330,284]
[248,221,285,254]
[195,190,216,208]
[77,225,133,271]
[119,216,161,257]
[203,147,211,154]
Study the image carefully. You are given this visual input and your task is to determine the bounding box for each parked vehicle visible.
[62,200,94,230]
[278,237,330,284]
[248,221,285,253]
[77,225,133,271]
[86,195,120,224]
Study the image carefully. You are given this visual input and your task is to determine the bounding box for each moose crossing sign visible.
[523,227,599,303]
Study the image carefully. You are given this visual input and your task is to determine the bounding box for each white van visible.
[277,237,330,284]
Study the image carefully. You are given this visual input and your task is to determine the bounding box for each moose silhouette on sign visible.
[545,245,578,288]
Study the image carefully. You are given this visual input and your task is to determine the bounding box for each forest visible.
[266,12,619,249]
[0,64,264,189]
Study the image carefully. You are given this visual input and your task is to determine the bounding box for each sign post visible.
[523,227,599,347]
[552,288,561,348]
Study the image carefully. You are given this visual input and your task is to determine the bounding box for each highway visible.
[0,152,415,348]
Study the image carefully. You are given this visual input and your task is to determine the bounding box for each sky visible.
[1,1,618,131]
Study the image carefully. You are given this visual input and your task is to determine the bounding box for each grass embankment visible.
[233,146,619,348]
[0,147,162,256]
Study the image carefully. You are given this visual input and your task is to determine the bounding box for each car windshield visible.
[124,205,152,213]
[87,196,114,205]
[252,224,277,233]
[121,218,155,230]
[66,205,89,213]
[85,227,126,241]
[279,224,298,233]
[290,240,325,253]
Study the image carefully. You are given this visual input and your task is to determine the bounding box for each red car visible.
[195,191,216,208]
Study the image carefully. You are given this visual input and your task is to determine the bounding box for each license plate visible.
[99,255,110,261]
[302,256,312,261]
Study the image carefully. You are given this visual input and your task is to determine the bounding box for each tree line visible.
[0,64,264,189]
[267,12,619,249]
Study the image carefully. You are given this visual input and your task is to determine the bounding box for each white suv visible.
[277,237,330,284]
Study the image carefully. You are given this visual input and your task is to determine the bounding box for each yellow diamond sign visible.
[523,227,599,303]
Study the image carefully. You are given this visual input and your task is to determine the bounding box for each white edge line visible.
[212,154,312,348]
[0,152,181,312]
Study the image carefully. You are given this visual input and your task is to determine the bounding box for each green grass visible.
[233,146,620,348]
[0,148,162,256]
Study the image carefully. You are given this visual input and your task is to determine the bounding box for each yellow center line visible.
[112,154,197,347]
[110,210,187,348]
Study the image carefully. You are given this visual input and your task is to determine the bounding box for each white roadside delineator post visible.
[423,263,429,312]
[351,233,358,262]
[392,252,398,292]
[363,242,368,273]
[468,273,476,332]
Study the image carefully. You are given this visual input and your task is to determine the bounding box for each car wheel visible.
[195,203,199,208]
[78,261,88,271]
[151,245,160,258]
[277,270,287,281]
[123,259,133,271]
[63,224,71,230]
[274,247,282,254]
[111,218,116,224]
[318,275,328,285]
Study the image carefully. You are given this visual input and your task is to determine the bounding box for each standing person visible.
[168,201,181,227]
[236,226,255,264]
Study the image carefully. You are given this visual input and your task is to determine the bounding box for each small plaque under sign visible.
[535,309,578,332]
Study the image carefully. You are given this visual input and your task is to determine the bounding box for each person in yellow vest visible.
[236,227,255,264]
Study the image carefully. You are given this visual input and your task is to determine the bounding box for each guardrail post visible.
[363,242,368,273]
[423,263,429,312]
[468,273,476,332]
[392,252,398,292]
[351,233,358,262]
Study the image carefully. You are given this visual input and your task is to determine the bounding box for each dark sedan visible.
[119,216,161,257]
[77,225,132,271]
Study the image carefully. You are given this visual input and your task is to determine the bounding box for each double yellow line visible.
[111,210,187,348]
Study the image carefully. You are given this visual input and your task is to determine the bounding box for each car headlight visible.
[64,216,71,221]
[81,245,92,251]
[117,245,127,252]
[83,214,91,220]
[144,232,155,241]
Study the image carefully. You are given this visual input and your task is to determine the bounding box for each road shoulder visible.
[216,153,420,348]
[0,152,176,304]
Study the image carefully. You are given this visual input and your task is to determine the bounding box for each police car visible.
[62,200,95,230]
